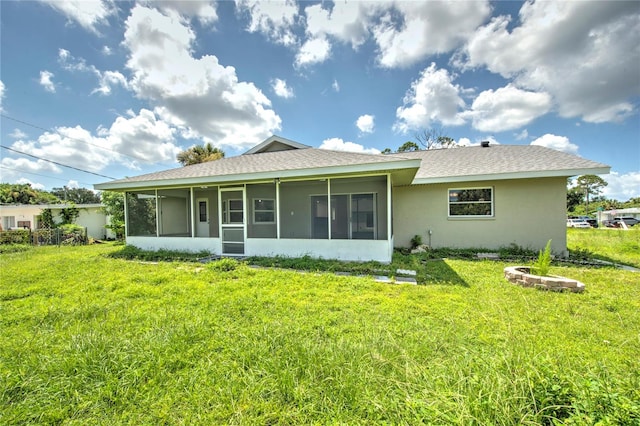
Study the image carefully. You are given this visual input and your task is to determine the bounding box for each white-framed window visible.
[222,199,243,224]
[253,198,275,224]
[448,187,493,217]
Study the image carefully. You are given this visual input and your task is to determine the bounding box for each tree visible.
[381,148,392,154]
[0,183,60,205]
[51,186,101,204]
[566,186,584,212]
[575,175,607,215]
[101,191,125,239]
[397,141,420,152]
[414,127,457,150]
[177,143,225,166]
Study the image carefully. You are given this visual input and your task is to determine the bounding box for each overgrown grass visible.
[1,244,639,424]
[568,227,640,268]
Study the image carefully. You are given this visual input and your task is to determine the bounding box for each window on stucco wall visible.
[448,187,493,217]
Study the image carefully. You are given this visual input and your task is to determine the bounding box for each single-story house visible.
[597,207,640,224]
[0,203,114,240]
[94,136,609,262]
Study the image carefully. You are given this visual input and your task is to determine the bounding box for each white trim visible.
[246,238,391,263]
[276,179,281,239]
[413,167,611,185]
[327,178,332,240]
[190,187,195,238]
[243,135,311,154]
[252,198,276,224]
[386,173,392,245]
[94,159,422,191]
[154,189,159,237]
[448,186,494,218]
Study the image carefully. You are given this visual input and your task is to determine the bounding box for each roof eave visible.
[411,166,611,185]
[94,158,421,191]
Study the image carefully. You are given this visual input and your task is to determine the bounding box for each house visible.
[94,136,609,262]
[0,203,114,240]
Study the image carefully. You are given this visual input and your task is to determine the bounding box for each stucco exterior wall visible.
[393,177,568,255]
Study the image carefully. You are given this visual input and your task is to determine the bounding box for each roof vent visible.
[481,140,490,148]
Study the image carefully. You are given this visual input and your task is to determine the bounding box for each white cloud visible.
[236,0,298,46]
[394,63,466,132]
[39,71,56,93]
[58,48,128,95]
[66,180,80,189]
[304,2,376,49]
[530,134,578,154]
[457,136,500,147]
[102,46,113,55]
[456,1,640,123]
[271,78,294,99]
[515,129,528,141]
[602,171,640,201]
[2,108,181,179]
[373,1,490,68]
[9,129,28,139]
[0,80,5,112]
[16,178,46,191]
[123,5,281,149]
[146,0,218,25]
[464,85,552,132]
[356,114,375,134]
[332,79,340,92]
[41,0,115,34]
[319,137,380,154]
[295,36,331,68]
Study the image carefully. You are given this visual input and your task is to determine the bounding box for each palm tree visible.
[176,143,225,166]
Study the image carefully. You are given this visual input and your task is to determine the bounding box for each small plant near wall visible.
[410,234,423,249]
[532,240,552,276]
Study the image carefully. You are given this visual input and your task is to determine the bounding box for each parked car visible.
[613,217,639,227]
[567,218,591,228]
[573,216,598,228]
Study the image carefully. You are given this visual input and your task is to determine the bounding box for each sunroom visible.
[96,138,420,262]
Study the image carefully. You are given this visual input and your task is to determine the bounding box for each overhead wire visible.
[0,145,117,180]
[0,165,95,187]
[1,113,149,163]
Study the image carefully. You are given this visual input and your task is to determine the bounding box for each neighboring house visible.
[0,203,114,240]
[597,207,640,224]
[94,136,609,262]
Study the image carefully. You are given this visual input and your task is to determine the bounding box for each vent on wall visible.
[481,140,490,148]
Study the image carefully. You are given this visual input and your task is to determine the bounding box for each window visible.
[253,199,275,224]
[222,199,243,224]
[448,187,493,217]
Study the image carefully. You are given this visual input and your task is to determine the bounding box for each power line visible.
[0,165,95,186]
[1,113,148,163]
[0,145,116,180]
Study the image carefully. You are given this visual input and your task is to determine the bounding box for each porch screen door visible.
[220,189,245,255]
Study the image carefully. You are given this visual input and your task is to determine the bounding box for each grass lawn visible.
[567,227,640,268]
[1,239,639,424]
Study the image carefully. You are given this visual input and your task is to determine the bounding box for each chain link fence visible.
[0,227,88,246]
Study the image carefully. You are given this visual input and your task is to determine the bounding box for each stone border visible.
[504,266,585,293]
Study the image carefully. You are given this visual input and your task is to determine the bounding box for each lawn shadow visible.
[418,258,469,287]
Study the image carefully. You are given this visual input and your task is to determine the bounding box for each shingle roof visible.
[95,148,420,190]
[389,145,609,183]
[94,141,610,191]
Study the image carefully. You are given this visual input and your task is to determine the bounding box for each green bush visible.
[532,240,552,276]
[0,229,31,245]
[209,257,240,272]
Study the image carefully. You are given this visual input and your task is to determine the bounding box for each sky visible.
[0,0,639,200]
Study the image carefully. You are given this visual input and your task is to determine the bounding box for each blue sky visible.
[1,0,638,200]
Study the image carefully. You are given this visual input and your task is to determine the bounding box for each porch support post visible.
[327,178,332,240]
[155,189,160,237]
[387,173,392,242]
[123,191,129,238]
[190,187,195,238]
[275,179,281,239]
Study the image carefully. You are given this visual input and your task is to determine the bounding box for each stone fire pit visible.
[504,266,585,293]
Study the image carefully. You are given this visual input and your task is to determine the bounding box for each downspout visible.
[327,178,332,240]
[275,178,281,239]
[190,187,195,238]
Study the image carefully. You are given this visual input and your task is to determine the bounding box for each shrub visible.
[532,240,552,276]
[209,257,239,272]
[410,234,423,249]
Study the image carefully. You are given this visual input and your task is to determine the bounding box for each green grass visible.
[1,243,639,424]
[568,227,640,268]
